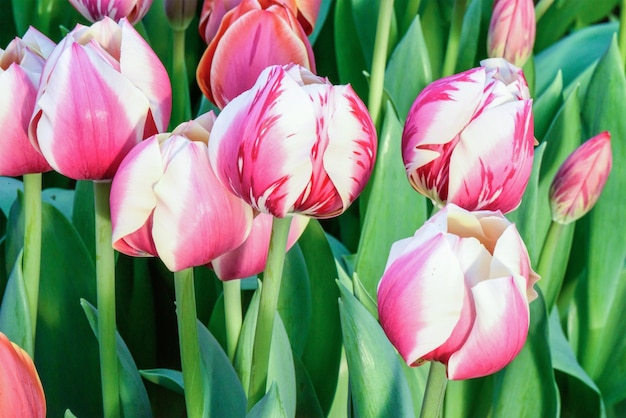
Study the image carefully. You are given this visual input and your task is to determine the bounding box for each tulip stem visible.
[247,216,292,410]
[619,0,626,66]
[223,279,242,362]
[368,0,395,129]
[441,0,467,77]
[171,28,192,128]
[174,267,205,418]
[536,220,572,310]
[93,180,120,418]
[419,362,448,418]
[22,173,42,357]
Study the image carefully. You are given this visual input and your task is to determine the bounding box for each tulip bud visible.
[549,131,612,224]
[164,0,199,31]
[0,332,46,417]
[68,0,154,24]
[377,204,539,380]
[111,112,253,272]
[487,0,536,67]
[0,28,55,176]
[208,64,377,219]
[402,58,534,214]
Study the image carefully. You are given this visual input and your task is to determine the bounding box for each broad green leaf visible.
[575,0,620,27]
[247,382,287,418]
[338,281,415,418]
[535,0,583,52]
[64,410,78,418]
[308,0,333,45]
[0,251,33,354]
[71,180,95,260]
[533,71,563,142]
[419,0,446,78]
[298,220,343,415]
[208,291,227,352]
[293,354,324,418]
[444,375,494,418]
[327,349,349,418]
[352,272,378,319]
[0,177,22,218]
[42,187,75,221]
[455,0,482,72]
[139,369,184,395]
[334,0,369,99]
[355,103,428,298]
[81,300,153,418]
[401,359,430,415]
[384,15,432,121]
[351,0,398,70]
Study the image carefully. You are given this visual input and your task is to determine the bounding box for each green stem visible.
[536,221,569,310]
[22,173,42,357]
[247,216,292,410]
[401,0,422,34]
[367,0,395,129]
[223,279,243,362]
[171,28,192,128]
[534,0,554,22]
[174,268,205,418]
[419,362,448,418]
[441,0,467,77]
[619,0,626,67]
[94,181,120,418]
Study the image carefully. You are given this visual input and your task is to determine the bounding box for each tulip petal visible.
[446,275,530,380]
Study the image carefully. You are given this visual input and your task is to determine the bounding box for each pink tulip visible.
[68,0,153,24]
[487,0,536,67]
[196,0,316,109]
[208,64,377,219]
[211,213,309,280]
[0,332,46,418]
[199,0,321,44]
[110,112,253,272]
[402,58,534,214]
[29,17,172,181]
[377,204,540,380]
[549,131,612,224]
[0,28,55,176]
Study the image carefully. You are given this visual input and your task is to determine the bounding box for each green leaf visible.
[455,0,482,72]
[42,187,75,221]
[0,177,22,219]
[0,251,33,355]
[308,0,333,45]
[139,369,184,395]
[71,180,95,261]
[293,354,324,418]
[535,0,583,52]
[81,299,153,418]
[351,0,397,70]
[338,281,415,418]
[575,0,620,27]
[247,382,287,418]
[419,0,446,78]
[334,0,369,99]
[355,103,428,298]
[533,71,564,142]
[64,409,78,418]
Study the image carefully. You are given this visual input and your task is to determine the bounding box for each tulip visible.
[402,58,534,214]
[549,131,612,224]
[199,0,321,44]
[68,0,153,24]
[377,204,540,380]
[0,28,55,176]
[208,64,377,219]
[197,0,316,109]
[111,112,253,272]
[211,213,309,280]
[487,0,536,67]
[29,17,172,181]
[0,332,46,417]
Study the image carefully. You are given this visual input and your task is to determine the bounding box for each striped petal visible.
[68,0,153,24]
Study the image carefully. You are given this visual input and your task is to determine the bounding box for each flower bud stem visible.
[247,216,292,410]
[171,28,192,128]
[223,279,243,362]
[368,0,395,129]
[419,361,448,418]
[94,180,120,418]
[441,0,467,77]
[22,173,42,358]
[174,267,205,418]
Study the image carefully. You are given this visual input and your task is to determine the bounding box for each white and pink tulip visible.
[68,0,154,24]
[487,0,536,67]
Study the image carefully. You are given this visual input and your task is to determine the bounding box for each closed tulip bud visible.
[208,64,377,219]
[164,0,199,31]
[377,204,540,380]
[549,131,612,224]
[68,0,153,24]
[110,112,253,272]
[29,17,172,181]
[402,58,534,214]
[487,0,536,67]
[197,0,316,109]
[0,332,46,418]
[211,213,309,280]
[0,28,55,176]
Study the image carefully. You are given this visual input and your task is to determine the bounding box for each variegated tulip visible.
[0,332,46,418]
[110,112,253,272]
[402,58,534,214]
[487,0,535,67]
[68,0,153,24]
[197,0,316,109]
[377,204,539,380]
[0,28,55,176]
[208,64,377,219]
[29,17,172,181]
[199,0,322,44]
[549,131,612,224]
[211,213,309,280]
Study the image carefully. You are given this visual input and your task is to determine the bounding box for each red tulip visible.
[402,58,534,214]
[377,204,539,380]
[111,112,253,272]
[549,131,612,224]
[208,64,377,219]
[0,28,55,176]
[68,0,154,24]
[0,332,46,418]
[197,0,316,109]
[487,0,536,67]
[29,17,172,180]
